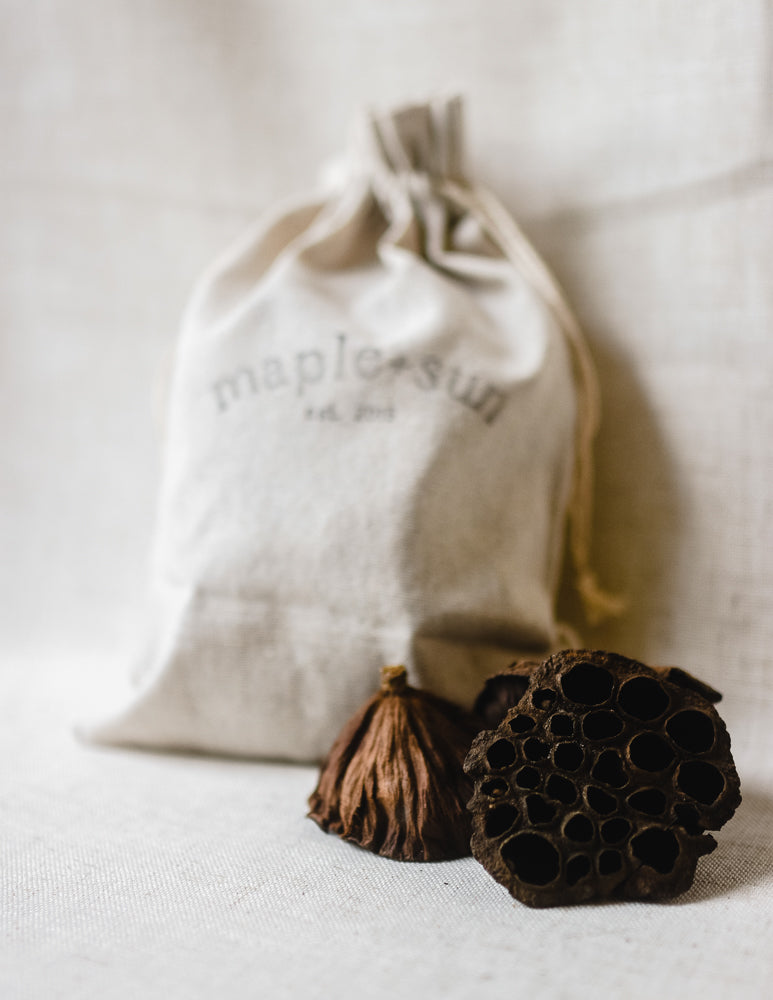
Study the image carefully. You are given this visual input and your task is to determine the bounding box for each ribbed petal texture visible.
[308,666,479,861]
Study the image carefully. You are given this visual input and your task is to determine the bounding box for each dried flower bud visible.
[308,665,480,861]
[465,649,741,907]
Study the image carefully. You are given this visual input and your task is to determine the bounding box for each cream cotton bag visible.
[85,97,616,761]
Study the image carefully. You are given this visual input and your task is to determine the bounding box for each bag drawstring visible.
[439,179,625,627]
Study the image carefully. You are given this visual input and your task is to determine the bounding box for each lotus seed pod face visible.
[464,650,740,907]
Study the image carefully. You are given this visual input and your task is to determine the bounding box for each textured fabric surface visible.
[2,658,772,1000]
[2,1,772,997]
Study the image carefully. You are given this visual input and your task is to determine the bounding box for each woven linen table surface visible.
[2,655,772,1000]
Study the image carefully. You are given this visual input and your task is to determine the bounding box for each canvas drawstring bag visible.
[84,97,618,762]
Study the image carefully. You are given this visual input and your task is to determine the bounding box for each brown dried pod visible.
[308,665,480,861]
[465,649,741,907]
[475,660,722,731]
[474,659,542,729]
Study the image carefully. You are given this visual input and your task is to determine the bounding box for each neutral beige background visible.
[2,2,772,998]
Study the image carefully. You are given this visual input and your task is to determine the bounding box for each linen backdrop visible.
[2,2,772,998]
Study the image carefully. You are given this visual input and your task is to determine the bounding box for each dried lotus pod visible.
[651,665,722,705]
[474,659,542,729]
[474,660,721,731]
[465,649,741,907]
[308,665,479,861]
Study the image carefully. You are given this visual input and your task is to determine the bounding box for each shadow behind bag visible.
[86,98,614,761]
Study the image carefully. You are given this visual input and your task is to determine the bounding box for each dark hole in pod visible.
[509,714,536,735]
[485,803,519,838]
[526,794,556,825]
[598,850,623,876]
[476,675,530,729]
[533,688,557,710]
[515,766,541,789]
[554,742,584,772]
[486,739,517,770]
[560,661,614,705]
[524,738,549,761]
[601,818,631,844]
[674,803,703,836]
[583,710,625,741]
[566,855,591,886]
[627,788,667,815]
[618,676,669,721]
[666,710,715,754]
[564,814,595,843]
[501,833,560,886]
[586,786,617,815]
[631,827,680,874]
[592,750,627,788]
[677,761,725,804]
[546,773,577,804]
[550,713,574,736]
[481,778,509,797]
[629,733,675,772]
